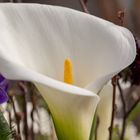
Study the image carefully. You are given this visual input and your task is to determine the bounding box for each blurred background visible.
[0,0,140,140]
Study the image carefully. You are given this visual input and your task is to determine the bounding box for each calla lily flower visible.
[96,83,114,140]
[0,3,136,140]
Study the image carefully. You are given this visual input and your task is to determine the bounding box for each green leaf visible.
[0,111,12,140]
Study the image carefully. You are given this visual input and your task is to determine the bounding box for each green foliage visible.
[35,133,49,140]
[127,101,140,122]
[0,111,12,140]
[112,126,120,140]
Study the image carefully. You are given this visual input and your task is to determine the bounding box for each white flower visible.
[95,83,113,140]
[0,3,136,140]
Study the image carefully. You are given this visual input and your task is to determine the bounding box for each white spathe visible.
[0,3,136,140]
[95,83,115,140]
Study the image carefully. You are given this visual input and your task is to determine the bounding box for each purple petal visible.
[0,75,5,83]
[0,74,9,91]
[0,87,8,104]
[0,79,9,91]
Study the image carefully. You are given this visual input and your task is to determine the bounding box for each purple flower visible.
[0,74,9,104]
[121,38,140,85]
[129,39,140,85]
